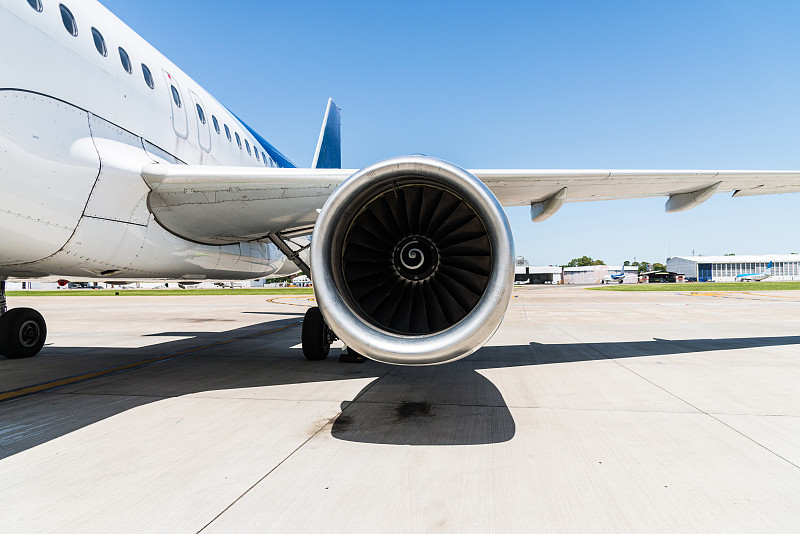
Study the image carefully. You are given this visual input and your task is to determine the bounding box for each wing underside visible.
[142,164,800,245]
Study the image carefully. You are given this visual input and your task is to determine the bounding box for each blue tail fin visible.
[312,98,341,169]
[767,261,773,270]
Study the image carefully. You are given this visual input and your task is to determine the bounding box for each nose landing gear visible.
[0,281,47,359]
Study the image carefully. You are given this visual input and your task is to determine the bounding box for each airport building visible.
[513,256,561,284]
[514,265,562,284]
[562,265,639,285]
[667,254,800,282]
[4,281,53,290]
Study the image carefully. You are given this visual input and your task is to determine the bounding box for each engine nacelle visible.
[310,156,514,365]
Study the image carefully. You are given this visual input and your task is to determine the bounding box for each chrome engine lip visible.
[311,156,514,365]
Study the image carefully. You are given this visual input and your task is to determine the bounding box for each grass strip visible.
[590,281,800,291]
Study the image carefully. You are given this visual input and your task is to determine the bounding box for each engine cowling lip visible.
[311,156,514,365]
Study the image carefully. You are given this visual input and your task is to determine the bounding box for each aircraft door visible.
[163,70,188,139]
[189,90,211,152]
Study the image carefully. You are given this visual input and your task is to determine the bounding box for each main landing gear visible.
[301,306,333,360]
[0,281,48,359]
[301,306,363,363]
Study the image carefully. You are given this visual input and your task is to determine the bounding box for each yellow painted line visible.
[0,322,300,403]
[266,295,316,307]
[743,291,800,299]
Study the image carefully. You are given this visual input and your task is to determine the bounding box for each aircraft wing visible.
[142,164,800,245]
[143,165,349,245]
[474,169,800,204]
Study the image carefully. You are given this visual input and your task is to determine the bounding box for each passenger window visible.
[212,116,220,134]
[91,28,107,57]
[224,124,231,141]
[141,64,154,89]
[254,149,260,161]
[118,47,132,74]
[245,139,251,155]
[235,133,242,148]
[196,104,206,124]
[28,0,42,12]
[170,85,182,108]
[59,4,77,36]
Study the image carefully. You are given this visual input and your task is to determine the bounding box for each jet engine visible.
[310,156,514,365]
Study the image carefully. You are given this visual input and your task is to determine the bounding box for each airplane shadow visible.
[472,335,800,365]
[2,314,799,458]
[332,366,516,446]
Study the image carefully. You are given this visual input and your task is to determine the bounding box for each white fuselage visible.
[0,0,295,281]
[737,273,770,282]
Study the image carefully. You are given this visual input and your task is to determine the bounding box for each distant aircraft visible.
[1,1,799,364]
[601,267,627,284]
[736,262,773,282]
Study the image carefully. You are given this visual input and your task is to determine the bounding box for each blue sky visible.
[103,0,800,265]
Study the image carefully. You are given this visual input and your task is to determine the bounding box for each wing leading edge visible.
[141,163,800,245]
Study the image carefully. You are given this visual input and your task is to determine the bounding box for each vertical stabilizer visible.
[312,98,341,169]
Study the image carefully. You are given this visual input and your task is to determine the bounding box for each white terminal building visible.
[667,254,800,282]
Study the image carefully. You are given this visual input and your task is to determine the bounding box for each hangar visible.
[667,254,800,282]
[563,265,638,285]
[514,265,562,284]
[514,257,561,284]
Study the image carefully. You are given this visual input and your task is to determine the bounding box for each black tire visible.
[302,307,330,361]
[0,308,47,359]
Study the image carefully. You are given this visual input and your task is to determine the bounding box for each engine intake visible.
[311,156,514,365]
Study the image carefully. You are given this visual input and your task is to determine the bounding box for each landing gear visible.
[301,306,363,363]
[0,281,47,359]
[339,347,365,364]
[0,308,47,359]
[301,307,334,360]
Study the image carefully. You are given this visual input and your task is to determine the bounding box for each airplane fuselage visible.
[736,273,770,282]
[0,0,296,282]
[601,272,626,284]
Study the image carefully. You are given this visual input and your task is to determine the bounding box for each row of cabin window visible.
[28,0,272,166]
[171,90,270,163]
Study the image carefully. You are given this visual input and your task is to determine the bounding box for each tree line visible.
[561,256,666,272]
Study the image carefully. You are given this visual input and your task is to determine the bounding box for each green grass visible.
[7,288,314,297]
[590,281,800,291]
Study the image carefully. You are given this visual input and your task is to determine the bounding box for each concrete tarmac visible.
[1,287,799,532]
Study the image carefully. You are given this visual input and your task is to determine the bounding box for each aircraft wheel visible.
[0,308,47,359]
[302,307,330,361]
